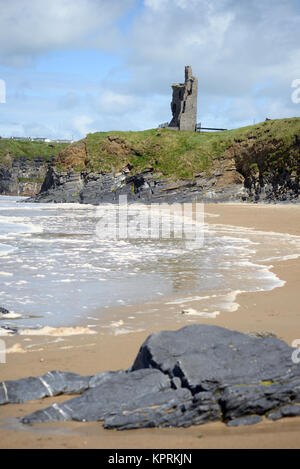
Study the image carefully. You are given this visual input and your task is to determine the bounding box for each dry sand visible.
[1,202,300,449]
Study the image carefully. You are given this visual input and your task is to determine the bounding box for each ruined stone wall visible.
[169,66,198,131]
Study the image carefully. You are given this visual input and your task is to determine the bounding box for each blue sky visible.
[0,0,299,139]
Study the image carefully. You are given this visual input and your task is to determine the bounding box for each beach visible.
[1,202,300,449]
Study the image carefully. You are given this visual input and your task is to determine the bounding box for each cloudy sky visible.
[0,0,299,139]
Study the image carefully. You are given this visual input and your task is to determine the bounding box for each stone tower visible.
[169,66,198,131]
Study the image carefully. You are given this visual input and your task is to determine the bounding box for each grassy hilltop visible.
[0,138,68,168]
[55,117,300,181]
[1,117,299,186]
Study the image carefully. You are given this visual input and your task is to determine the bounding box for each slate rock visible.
[0,371,92,405]
[104,390,220,430]
[267,405,300,421]
[28,164,249,205]
[227,415,263,427]
[88,370,125,388]
[21,369,171,423]
[5,325,300,429]
[104,388,193,430]
[219,377,300,420]
[132,325,300,393]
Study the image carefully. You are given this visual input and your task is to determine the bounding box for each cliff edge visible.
[22,117,300,203]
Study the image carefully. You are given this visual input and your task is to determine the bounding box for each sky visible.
[0,0,299,140]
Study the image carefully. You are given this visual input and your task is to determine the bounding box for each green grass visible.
[83,117,300,179]
[3,118,299,182]
[17,177,44,183]
[0,139,68,168]
[85,128,221,178]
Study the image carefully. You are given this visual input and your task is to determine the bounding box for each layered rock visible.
[30,165,247,205]
[28,129,300,204]
[2,325,300,429]
[228,136,300,202]
[0,156,54,196]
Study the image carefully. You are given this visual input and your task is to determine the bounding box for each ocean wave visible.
[0,244,16,257]
[0,218,43,237]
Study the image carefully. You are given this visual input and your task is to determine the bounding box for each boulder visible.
[1,325,299,429]
[132,325,299,393]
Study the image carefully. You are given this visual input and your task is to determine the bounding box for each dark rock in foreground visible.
[1,325,300,430]
[0,371,92,405]
[267,404,300,421]
[0,307,10,315]
[21,369,172,424]
[132,325,298,392]
[227,415,263,427]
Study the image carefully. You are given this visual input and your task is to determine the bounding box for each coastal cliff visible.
[0,139,67,196]
[19,118,300,203]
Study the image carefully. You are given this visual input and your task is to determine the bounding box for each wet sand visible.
[1,202,300,449]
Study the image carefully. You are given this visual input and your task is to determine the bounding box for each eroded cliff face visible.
[32,162,247,205]
[26,119,300,204]
[0,138,67,197]
[55,140,87,170]
[31,142,300,205]
[0,155,54,197]
[230,136,300,202]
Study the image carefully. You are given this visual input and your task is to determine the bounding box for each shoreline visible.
[1,202,300,448]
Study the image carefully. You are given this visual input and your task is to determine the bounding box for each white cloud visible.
[71,115,95,137]
[0,0,134,67]
[1,0,300,137]
[144,0,168,11]
[98,91,138,114]
[118,0,300,127]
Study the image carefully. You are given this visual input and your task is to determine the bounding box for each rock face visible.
[0,156,53,196]
[2,325,300,430]
[25,118,300,205]
[169,66,198,132]
[29,165,247,205]
[228,136,300,202]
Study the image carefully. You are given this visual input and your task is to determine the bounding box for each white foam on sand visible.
[181,309,220,319]
[114,328,145,336]
[220,290,244,313]
[6,343,26,354]
[0,311,22,319]
[166,296,213,305]
[0,328,14,337]
[19,326,97,337]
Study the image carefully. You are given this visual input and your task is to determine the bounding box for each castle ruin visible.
[169,66,198,132]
